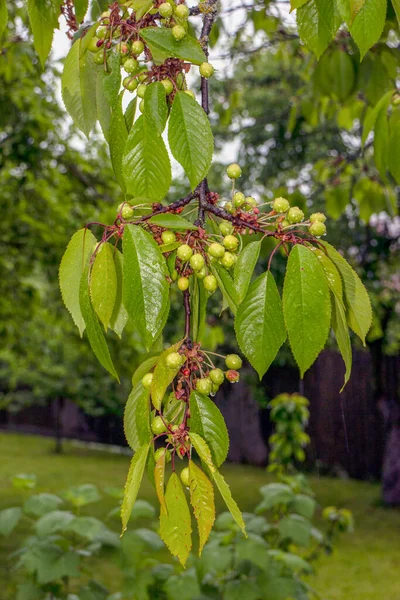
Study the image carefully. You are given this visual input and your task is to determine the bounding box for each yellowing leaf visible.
[154,452,167,513]
[90,243,117,331]
[189,432,216,474]
[189,461,215,555]
[121,443,150,533]
[160,473,192,567]
[210,470,246,537]
[150,340,184,411]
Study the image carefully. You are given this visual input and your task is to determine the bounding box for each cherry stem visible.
[183,289,191,340]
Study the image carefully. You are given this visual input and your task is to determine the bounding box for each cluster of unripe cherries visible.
[87,2,215,110]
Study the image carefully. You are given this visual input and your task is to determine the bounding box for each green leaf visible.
[150,340,184,410]
[155,451,167,513]
[63,483,101,507]
[125,97,137,132]
[210,470,246,537]
[323,242,372,344]
[131,0,153,19]
[0,507,22,536]
[0,0,8,42]
[189,391,229,467]
[335,0,366,23]
[131,355,159,387]
[393,0,400,25]
[121,443,151,533]
[124,384,151,451]
[374,104,389,180]
[189,431,216,474]
[313,248,343,299]
[278,514,311,546]
[24,494,63,518]
[59,228,97,336]
[234,241,261,303]
[74,0,89,23]
[235,272,286,379]
[283,245,331,376]
[80,265,119,380]
[388,121,400,184]
[109,93,128,192]
[62,37,98,137]
[27,0,60,67]
[291,494,316,519]
[296,0,342,58]
[20,544,80,585]
[190,277,207,343]
[109,248,128,338]
[35,510,75,537]
[67,516,104,540]
[189,461,215,555]
[160,473,192,567]
[140,28,206,65]
[102,51,121,109]
[123,115,171,201]
[144,82,168,136]
[255,483,294,513]
[349,0,387,60]
[96,69,112,141]
[122,224,170,350]
[148,213,198,230]
[333,295,353,390]
[168,92,214,189]
[361,90,393,147]
[290,0,311,9]
[210,262,238,315]
[90,242,117,331]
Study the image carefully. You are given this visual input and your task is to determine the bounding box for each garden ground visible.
[1,433,399,599]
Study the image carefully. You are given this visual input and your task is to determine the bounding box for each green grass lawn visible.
[1,432,400,599]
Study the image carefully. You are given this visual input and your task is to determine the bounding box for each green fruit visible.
[161,230,176,244]
[139,99,145,112]
[225,354,242,370]
[93,51,104,65]
[138,72,148,82]
[131,40,145,55]
[159,2,173,17]
[176,72,185,89]
[287,207,304,224]
[196,377,212,395]
[96,25,108,38]
[121,205,134,220]
[226,163,242,179]
[219,221,233,236]
[175,4,189,19]
[196,267,207,279]
[309,212,326,223]
[142,373,153,389]
[203,275,218,293]
[161,78,174,95]
[177,244,193,261]
[154,447,171,463]
[180,467,190,487]
[123,77,138,92]
[124,58,139,74]
[166,352,183,369]
[116,42,129,55]
[190,253,205,271]
[184,90,195,99]
[137,83,147,98]
[172,25,186,41]
[151,416,167,435]
[221,251,235,269]
[171,269,178,282]
[223,235,239,251]
[309,221,327,237]
[233,191,245,208]
[245,196,257,208]
[178,276,190,291]
[281,219,290,228]
[273,197,290,213]
[199,62,214,78]
[88,37,100,52]
[211,382,220,394]
[208,243,225,258]
[210,368,224,385]
[224,202,234,214]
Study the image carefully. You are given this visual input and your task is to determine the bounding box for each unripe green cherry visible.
[184,90,195,99]
[171,269,178,282]
[96,25,108,38]
[226,369,240,383]
[225,202,234,214]
[233,191,245,208]
[225,354,242,370]
[124,58,139,74]
[208,242,225,258]
[137,83,147,98]
[93,51,104,65]
[116,42,129,56]
[309,212,327,223]
[161,230,176,244]
[203,275,218,293]
[159,2,173,17]
[176,72,185,89]
[139,99,145,112]
[227,163,242,179]
[245,196,257,208]
[219,221,233,236]
[142,373,153,389]
[196,267,207,279]
[309,221,327,237]
[180,467,190,487]
[287,206,304,224]
[161,78,174,95]
[177,244,193,261]
[211,382,220,394]
[172,25,186,41]
[273,197,290,213]
[210,368,225,385]
[123,77,138,92]
[200,62,214,78]
[151,416,167,435]
[175,4,189,18]
[138,72,148,83]
[190,253,205,271]
[223,235,239,251]
[121,204,134,220]
[221,252,235,269]
[88,37,100,52]
[154,447,171,463]
[281,219,290,228]
[178,276,190,291]
[196,377,212,395]
[131,40,144,55]
[166,352,183,369]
